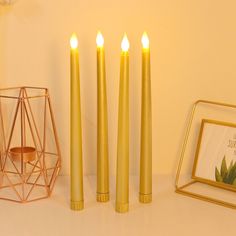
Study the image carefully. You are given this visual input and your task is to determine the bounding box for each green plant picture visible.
[215,156,236,186]
[193,119,236,190]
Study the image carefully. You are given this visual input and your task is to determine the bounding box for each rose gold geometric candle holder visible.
[0,87,61,203]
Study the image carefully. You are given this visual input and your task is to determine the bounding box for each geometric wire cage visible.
[0,87,61,203]
[175,100,236,210]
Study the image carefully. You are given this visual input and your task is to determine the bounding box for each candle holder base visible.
[9,147,36,163]
[70,200,84,211]
[139,193,152,203]
[97,192,109,202]
[115,202,129,213]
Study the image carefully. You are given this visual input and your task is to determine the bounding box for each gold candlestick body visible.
[97,33,109,202]
[70,35,84,210]
[116,35,130,213]
[139,33,152,203]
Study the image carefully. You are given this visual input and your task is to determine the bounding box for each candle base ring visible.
[115,202,129,213]
[70,200,84,211]
[97,192,109,202]
[139,193,152,203]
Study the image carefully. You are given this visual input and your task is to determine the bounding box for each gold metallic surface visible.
[115,202,129,213]
[175,100,236,210]
[70,47,84,210]
[139,193,152,203]
[97,192,109,202]
[97,45,109,202]
[115,51,129,213]
[139,46,152,203]
[71,200,84,211]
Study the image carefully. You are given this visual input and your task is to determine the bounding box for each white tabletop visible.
[0,176,235,236]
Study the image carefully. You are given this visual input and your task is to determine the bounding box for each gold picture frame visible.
[176,100,236,210]
[192,119,236,192]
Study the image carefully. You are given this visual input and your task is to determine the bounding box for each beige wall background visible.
[0,0,236,176]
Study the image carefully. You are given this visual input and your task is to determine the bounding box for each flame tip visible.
[141,32,149,49]
[70,33,78,49]
[96,31,104,47]
[121,34,130,52]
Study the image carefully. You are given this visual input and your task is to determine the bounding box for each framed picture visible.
[192,119,236,191]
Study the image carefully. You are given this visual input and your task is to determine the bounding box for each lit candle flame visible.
[96,31,104,47]
[141,32,149,49]
[70,33,78,49]
[121,34,130,52]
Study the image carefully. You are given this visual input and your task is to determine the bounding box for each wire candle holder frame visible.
[0,87,61,203]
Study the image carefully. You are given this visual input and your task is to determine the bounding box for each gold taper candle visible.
[139,32,152,203]
[70,34,84,210]
[96,32,109,202]
[116,34,130,213]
